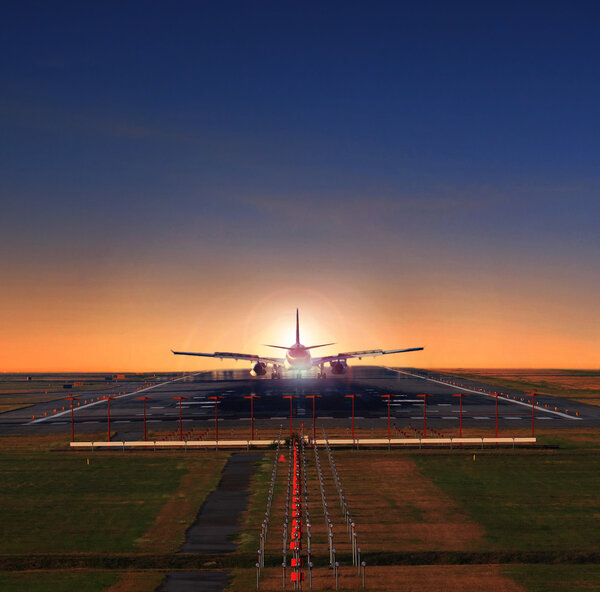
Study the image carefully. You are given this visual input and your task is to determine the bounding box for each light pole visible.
[209,396,223,445]
[416,394,431,437]
[106,395,117,441]
[172,396,188,440]
[528,390,538,437]
[380,395,393,440]
[136,396,152,441]
[345,395,360,443]
[493,392,500,438]
[452,393,469,438]
[283,395,295,439]
[305,395,321,442]
[244,394,260,441]
[64,395,79,442]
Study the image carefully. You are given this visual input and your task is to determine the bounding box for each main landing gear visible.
[270,365,282,379]
[317,365,327,379]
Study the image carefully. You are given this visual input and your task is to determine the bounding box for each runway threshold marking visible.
[26,373,203,425]
[388,368,581,420]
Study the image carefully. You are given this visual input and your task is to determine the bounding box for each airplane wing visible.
[312,347,424,365]
[171,350,285,364]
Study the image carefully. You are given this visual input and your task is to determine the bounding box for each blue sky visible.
[1,1,599,369]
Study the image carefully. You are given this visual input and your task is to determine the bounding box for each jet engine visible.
[251,362,267,376]
[330,361,347,375]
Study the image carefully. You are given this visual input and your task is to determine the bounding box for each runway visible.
[1,366,597,439]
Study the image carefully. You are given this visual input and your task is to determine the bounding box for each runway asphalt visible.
[2,366,598,440]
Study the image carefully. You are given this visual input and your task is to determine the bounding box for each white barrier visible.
[70,436,536,450]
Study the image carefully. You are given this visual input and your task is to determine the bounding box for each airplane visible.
[171,309,423,379]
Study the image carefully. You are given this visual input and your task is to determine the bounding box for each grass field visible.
[3,430,600,591]
[414,448,600,553]
[0,443,228,554]
[0,570,166,592]
[505,565,600,592]
[441,369,600,407]
[0,571,119,592]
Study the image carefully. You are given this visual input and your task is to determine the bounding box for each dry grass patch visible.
[441,369,600,406]
[0,433,91,452]
[242,447,485,559]
[104,571,164,592]
[334,451,484,552]
[230,564,524,591]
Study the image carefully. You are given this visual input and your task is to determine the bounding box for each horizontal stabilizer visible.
[304,342,335,350]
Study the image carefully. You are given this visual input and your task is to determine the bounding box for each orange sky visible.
[2,262,598,371]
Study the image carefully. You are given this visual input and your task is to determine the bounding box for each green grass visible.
[413,450,600,553]
[0,571,119,592]
[0,453,191,553]
[505,564,600,591]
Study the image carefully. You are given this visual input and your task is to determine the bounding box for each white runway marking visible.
[388,368,581,420]
[27,373,203,425]
[443,417,459,420]
[474,416,490,420]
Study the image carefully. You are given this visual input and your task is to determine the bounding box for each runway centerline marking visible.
[387,368,581,420]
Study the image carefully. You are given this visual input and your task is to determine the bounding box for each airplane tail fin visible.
[296,308,300,344]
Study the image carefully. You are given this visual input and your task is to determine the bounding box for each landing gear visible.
[317,365,327,379]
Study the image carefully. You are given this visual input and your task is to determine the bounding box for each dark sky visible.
[1,1,599,369]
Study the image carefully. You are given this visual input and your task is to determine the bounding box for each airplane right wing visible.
[312,347,424,365]
[171,350,285,364]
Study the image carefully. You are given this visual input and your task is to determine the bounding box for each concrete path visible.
[160,452,262,591]
[180,451,263,553]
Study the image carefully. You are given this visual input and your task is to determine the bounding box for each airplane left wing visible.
[312,347,423,365]
[171,350,285,364]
